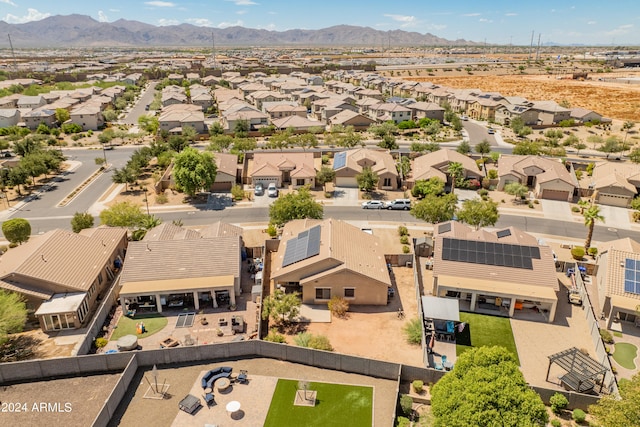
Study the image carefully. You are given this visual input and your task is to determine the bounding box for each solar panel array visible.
[438,222,452,234]
[332,151,347,170]
[624,258,640,295]
[282,225,322,267]
[441,238,541,270]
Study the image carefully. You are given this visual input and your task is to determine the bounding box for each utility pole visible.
[528,31,534,61]
[7,34,17,76]
[535,33,542,62]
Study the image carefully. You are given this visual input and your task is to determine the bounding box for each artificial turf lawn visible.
[612,342,638,370]
[109,313,168,340]
[455,312,520,365]
[263,379,373,427]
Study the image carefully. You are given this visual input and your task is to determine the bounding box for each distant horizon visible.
[1,1,638,46]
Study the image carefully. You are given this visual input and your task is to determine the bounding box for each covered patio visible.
[546,347,609,394]
[421,295,460,370]
[119,275,236,314]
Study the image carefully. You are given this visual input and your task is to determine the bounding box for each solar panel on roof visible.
[281,225,322,267]
[438,222,452,234]
[496,229,511,238]
[333,151,347,170]
[623,258,640,295]
[530,247,540,259]
[440,238,541,270]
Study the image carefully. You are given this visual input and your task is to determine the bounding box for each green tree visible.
[456,140,471,155]
[208,135,234,152]
[138,115,159,134]
[411,193,457,224]
[396,156,411,180]
[411,177,445,199]
[208,121,224,136]
[112,167,137,192]
[172,147,217,196]
[583,204,604,251]
[261,289,301,325]
[456,199,499,230]
[71,212,94,233]
[181,125,198,143]
[292,133,318,150]
[510,116,525,135]
[356,166,379,192]
[168,135,189,152]
[629,148,640,164]
[599,136,623,159]
[99,201,146,228]
[232,137,257,154]
[512,141,542,155]
[1,218,31,245]
[589,372,640,427]
[234,119,250,137]
[447,162,464,194]
[504,182,529,202]
[431,346,547,427]
[269,187,323,227]
[475,139,491,157]
[265,129,293,150]
[0,290,28,345]
[315,166,336,191]
[55,108,70,124]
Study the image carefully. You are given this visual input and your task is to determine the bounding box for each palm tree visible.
[583,204,604,251]
[447,162,464,195]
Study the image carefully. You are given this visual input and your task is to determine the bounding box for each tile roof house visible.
[409,149,483,187]
[497,155,577,201]
[327,110,376,131]
[271,219,391,306]
[532,101,572,125]
[69,104,104,131]
[407,102,445,122]
[271,115,321,132]
[159,104,205,134]
[0,228,128,332]
[332,148,399,190]
[22,107,56,130]
[16,95,46,109]
[570,107,603,123]
[588,162,640,207]
[595,238,640,329]
[118,225,242,312]
[367,103,412,124]
[0,108,21,128]
[249,152,317,189]
[431,221,559,322]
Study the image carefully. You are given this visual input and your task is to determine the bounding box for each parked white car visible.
[361,200,384,209]
[267,183,279,197]
[385,199,411,210]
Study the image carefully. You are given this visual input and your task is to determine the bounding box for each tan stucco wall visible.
[301,270,388,306]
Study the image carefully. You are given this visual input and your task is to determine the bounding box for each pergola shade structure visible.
[546,347,609,394]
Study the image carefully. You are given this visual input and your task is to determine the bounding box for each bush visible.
[396,416,410,427]
[402,245,410,254]
[324,192,332,198]
[155,193,168,204]
[321,154,330,165]
[327,296,349,318]
[487,169,498,179]
[264,329,286,343]
[400,394,413,417]
[412,380,424,393]
[528,202,534,208]
[572,206,580,212]
[551,420,562,427]
[599,329,614,344]
[400,235,409,244]
[573,408,586,423]
[571,246,585,260]
[293,332,312,347]
[397,225,409,236]
[8,242,18,248]
[633,211,640,222]
[588,247,598,257]
[94,337,108,348]
[550,392,569,414]
[0,245,8,254]
[231,184,244,201]
[308,334,333,351]
[478,189,489,197]
[403,318,422,345]
[266,224,278,238]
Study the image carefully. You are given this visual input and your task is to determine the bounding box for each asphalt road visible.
[123,81,158,125]
[462,120,496,145]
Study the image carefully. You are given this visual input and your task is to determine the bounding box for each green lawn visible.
[613,343,638,370]
[110,313,168,341]
[455,312,520,365]
[264,379,373,427]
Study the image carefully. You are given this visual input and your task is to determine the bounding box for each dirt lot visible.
[408,72,640,121]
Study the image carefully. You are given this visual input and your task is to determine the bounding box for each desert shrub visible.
[8,242,18,248]
[588,247,598,257]
[572,408,586,423]
[327,296,349,318]
[487,169,498,179]
[633,211,640,222]
[599,329,614,344]
[396,416,410,427]
[0,245,7,254]
[550,392,569,414]
[264,329,286,343]
[231,184,244,200]
[266,224,278,238]
[321,154,329,165]
[478,189,489,197]
[94,337,108,348]
[400,235,409,244]
[571,246,585,260]
[551,420,562,427]
[402,245,410,254]
[412,380,424,393]
[155,193,168,204]
[324,192,332,198]
[528,202,534,208]
[403,318,422,345]
[293,332,312,347]
[400,394,413,417]
[572,206,580,212]
[533,199,539,204]
[308,334,333,351]
[397,225,409,236]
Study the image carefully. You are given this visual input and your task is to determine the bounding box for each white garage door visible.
[253,177,280,187]
[335,177,358,188]
[598,193,630,207]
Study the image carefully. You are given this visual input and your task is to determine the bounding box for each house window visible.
[296,179,305,186]
[344,288,355,299]
[383,178,391,187]
[315,288,331,300]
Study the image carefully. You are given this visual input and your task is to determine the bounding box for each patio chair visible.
[441,355,447,365]
[236,370,248,384]
[203,392,215,407]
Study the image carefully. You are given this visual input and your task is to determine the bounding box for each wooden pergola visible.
[546,347,608,394]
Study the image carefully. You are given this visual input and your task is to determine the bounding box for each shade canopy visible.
[421,296,460,321]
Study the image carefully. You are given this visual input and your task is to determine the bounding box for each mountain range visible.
[0,14,474,48]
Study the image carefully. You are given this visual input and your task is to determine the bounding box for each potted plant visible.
[216,328,223,337]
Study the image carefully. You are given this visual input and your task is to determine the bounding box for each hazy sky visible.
[1,0,638,45]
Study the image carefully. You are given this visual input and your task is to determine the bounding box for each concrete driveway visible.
[540,199,575,222]
[332,187,359,206]
[598,204,631,230]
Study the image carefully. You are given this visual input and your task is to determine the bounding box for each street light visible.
[101,143,108,169]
